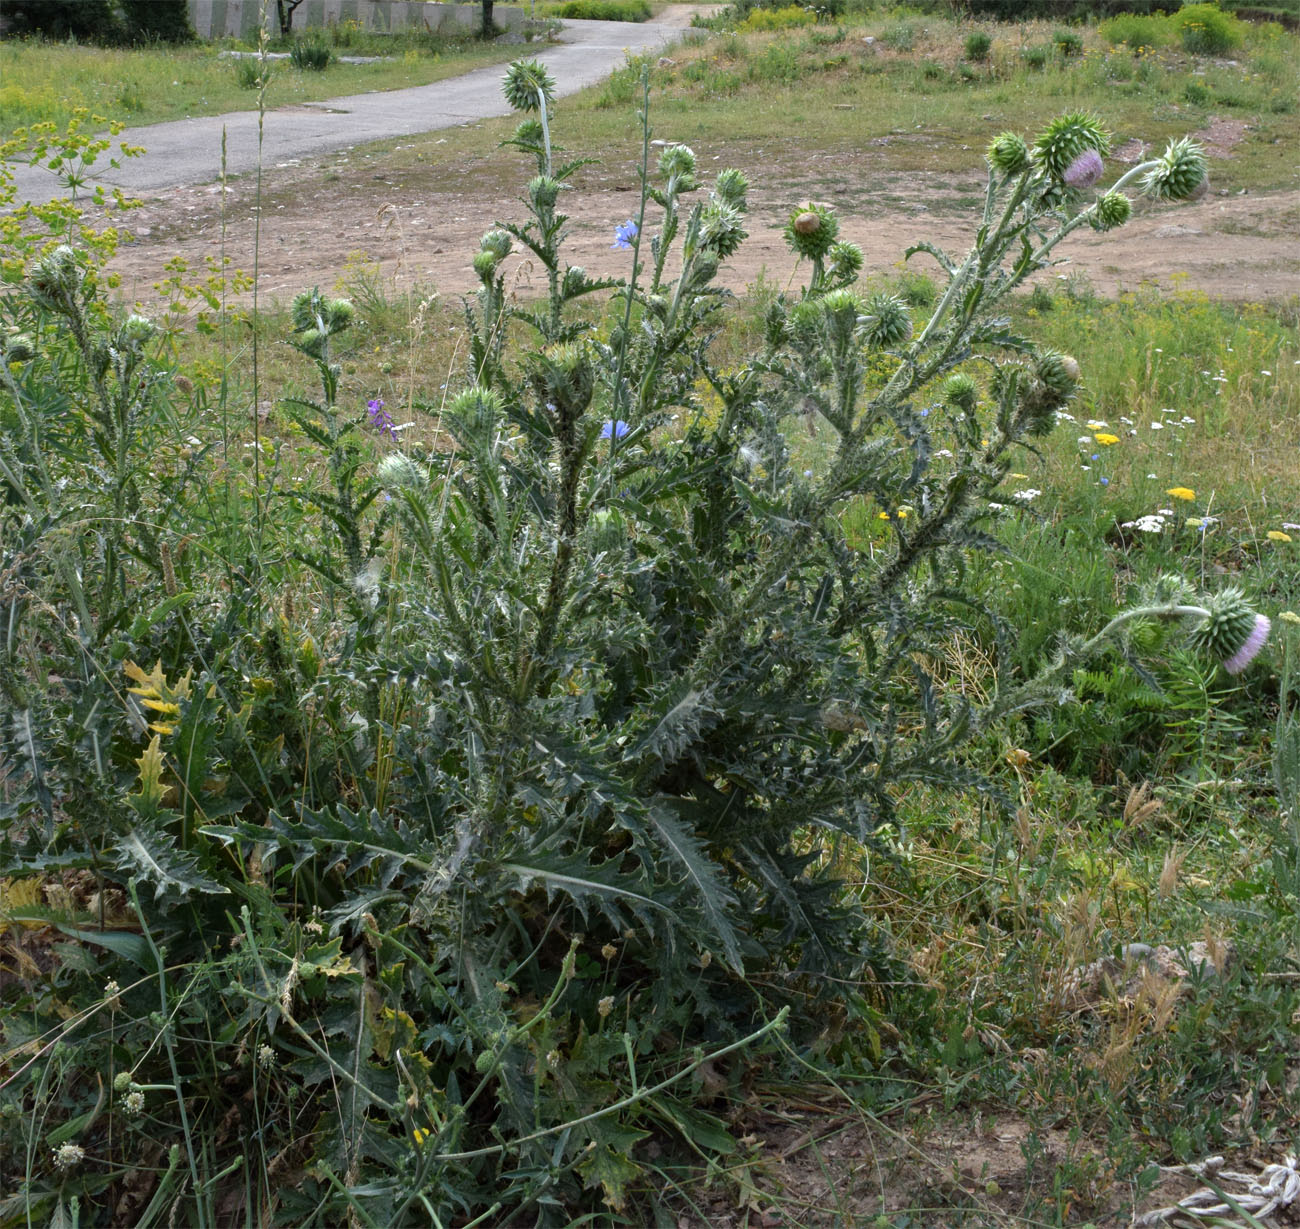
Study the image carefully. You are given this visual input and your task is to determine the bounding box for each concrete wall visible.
[188,1,523,40]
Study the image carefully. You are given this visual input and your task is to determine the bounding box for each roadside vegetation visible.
[0,22,536,140]
[3,6,1300,1227]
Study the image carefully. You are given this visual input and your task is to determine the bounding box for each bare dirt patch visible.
[105,116,1299,312]
[665,1107,1210,1226]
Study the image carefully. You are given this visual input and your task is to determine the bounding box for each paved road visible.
[6,10,705,207]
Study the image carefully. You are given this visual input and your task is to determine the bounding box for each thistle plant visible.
[0,64,1269,1226]
[346,76,1243,1062]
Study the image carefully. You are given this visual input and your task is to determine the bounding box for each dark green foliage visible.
[1,0,119,40]
[957,0,1178,18]
[119,0,192,42]
[544,0,651,19]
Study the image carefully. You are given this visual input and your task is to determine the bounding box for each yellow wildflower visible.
[1268,530,1293,542]
[1279,611,1300,626]
[1094,433,1119,446]
[1166,487,1196,501]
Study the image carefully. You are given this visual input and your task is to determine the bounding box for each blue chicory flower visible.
[600,419,631,440]
[611,219,638,250]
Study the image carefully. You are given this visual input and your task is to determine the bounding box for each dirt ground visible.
[104,114,1299,313]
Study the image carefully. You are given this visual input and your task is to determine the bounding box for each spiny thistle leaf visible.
[114,823,226,902]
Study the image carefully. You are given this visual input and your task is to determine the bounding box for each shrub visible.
[1175,3,1244,54]
[1098,11,1171,45]
[1022,42,1052,68]
[965,29,992,60]
[1054,27,1085,55]
[542,0,651,17]
[232,56,270,89]
[740,3,816,30]
[289,36,332,70]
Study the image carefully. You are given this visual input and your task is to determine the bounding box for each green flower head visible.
[784,202,839,261]
[1091,191,1132,232]
[1035,349,1079,399]
[1188,587,1269,673]
[480,229,513,260]
[714,167,749,210]
[1141,137,1208,201]
[698,201,747,259]
[528,174,562,211]
[658,144,697,187]
[502,59,555,112]
[1032,112,1110,179]
[859,292,912,349]
[986,131,1030,176]
[944,373,978,413]
[828,241,863,284]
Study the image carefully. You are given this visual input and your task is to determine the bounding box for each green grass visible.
[0,34,528,139]
[540,0,651,19]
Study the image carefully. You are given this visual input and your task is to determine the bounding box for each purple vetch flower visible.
[1223,614,1270,675]
[1063,149,1104,190]
[611,219,638,250]
[367,397,397,440]
[600,419,631,440]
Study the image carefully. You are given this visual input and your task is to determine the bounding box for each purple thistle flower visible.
[367,397,397,440]
[1223,613,1270,674]
[611,219,638,250]
[600,419,630,440]
[1063,149,1104,190]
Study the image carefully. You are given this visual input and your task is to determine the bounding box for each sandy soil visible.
[104,115,1299,313]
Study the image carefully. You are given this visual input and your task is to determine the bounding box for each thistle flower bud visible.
[784,202,839,261]
[1189,588,1269,673]
[376,453,428,494]
[1035,349,1079,399]
[858,292,912,349]
[698,200,746,259]
[290,289,319,331]
[120,313,156,346]
[473,250,500,280]
[829,241,863,283]
[502,59,555,112]
[820,289,859,342]
[986,131,1030,176]
[1033,112,1109,179]
[446,385,501,441]
[528,175,561,210]
[511,117,544,147]
[1092,191,1132,231]
[324,298,354,332]
[714,167,749,210]
[4,331,36,362]
[297,328,325,358]
[481,229,512,260]
[1141,137,1208,201]
[944,373,978,412]
[28,245,82,308]
[528,342,593,416]
[658,143,697,184]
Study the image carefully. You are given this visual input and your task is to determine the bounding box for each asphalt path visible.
[6,10,707,207]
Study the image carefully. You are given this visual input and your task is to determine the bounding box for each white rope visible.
[1133,1154,1300,1226]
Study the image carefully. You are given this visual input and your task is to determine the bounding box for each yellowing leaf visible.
[129,734,167,817]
